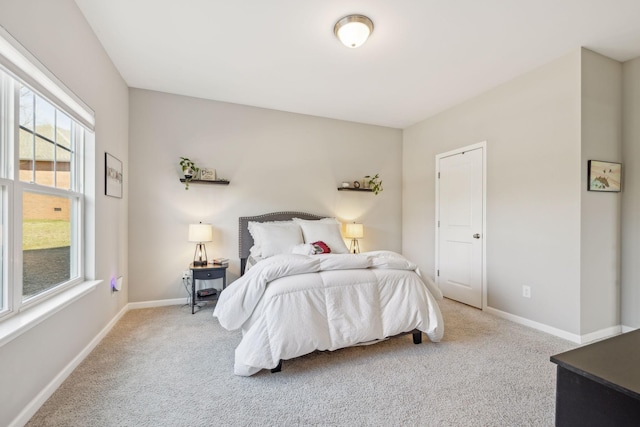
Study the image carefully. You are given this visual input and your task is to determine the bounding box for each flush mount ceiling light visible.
[334,15,374,48]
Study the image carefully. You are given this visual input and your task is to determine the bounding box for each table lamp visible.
[345,223,364,254]
[189,222,213,266]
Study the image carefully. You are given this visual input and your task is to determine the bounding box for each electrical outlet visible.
[182,270,190,279]
[522,285,531,298]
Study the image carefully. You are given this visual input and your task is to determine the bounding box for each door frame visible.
[435,141,487,309]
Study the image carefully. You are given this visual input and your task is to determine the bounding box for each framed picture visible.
[105,152,123,198]
[588,160,621,192]
[200,167,216,181]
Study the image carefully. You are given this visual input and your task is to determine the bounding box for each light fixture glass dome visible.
[334,15,374,48]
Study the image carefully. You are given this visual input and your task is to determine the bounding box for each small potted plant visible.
[368,174,383,195]
[179,157,199,190]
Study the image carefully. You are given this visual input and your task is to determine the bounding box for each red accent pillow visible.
[312,241,331,254]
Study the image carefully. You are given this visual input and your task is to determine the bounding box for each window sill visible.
[0,280,101,348]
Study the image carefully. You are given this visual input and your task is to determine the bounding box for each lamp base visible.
[193,243,208,267]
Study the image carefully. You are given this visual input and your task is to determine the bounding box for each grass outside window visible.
[23,220,70,250]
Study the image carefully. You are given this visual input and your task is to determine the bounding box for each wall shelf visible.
[337,187,372,192]
[180,179,230,185]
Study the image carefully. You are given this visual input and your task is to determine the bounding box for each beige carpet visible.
[27,298,575,426]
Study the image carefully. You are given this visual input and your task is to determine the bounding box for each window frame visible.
[0,68,88,320]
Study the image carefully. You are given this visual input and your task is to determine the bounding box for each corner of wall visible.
[579,48,623,335]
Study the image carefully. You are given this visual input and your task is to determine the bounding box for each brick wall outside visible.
[21,162,71,221]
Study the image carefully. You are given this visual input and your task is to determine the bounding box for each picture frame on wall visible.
[588,160,621,192]
[105,152,123,198]
[199,167,216,181]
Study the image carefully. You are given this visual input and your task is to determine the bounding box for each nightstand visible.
[189,263,228,314]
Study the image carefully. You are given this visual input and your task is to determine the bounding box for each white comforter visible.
[213,251,444,376]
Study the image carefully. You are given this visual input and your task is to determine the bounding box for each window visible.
[22,192,78,300]
[19,87,76,189]
[0,50,92,319]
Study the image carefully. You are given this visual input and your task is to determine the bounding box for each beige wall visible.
[622,57,640,329]
[403,48,627,339]
[403,50,584,335]
[579,49,622,334]
[0,1,129,426]
[128,89,402,302]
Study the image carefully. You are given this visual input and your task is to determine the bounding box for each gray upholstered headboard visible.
[239,211,327,274]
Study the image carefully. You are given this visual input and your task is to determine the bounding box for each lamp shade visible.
[345,223,364,239]
[334,15,374,48]
[188,223,212,242]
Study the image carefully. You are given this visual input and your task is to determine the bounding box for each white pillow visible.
[247,221,304,258]
[292,218,349,254]
[248,220,289,257]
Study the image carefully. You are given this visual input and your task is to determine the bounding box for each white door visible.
[436,145,484,308]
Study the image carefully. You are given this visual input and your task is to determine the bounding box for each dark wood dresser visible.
[550,329,640,426]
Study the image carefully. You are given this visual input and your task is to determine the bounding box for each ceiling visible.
[74,0,640,129]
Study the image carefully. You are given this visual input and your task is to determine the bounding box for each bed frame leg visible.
[271,359,282,373]
[412,331,422,344]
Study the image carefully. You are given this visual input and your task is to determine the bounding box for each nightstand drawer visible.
[193,269,224,280]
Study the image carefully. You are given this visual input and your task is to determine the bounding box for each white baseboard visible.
[484,306,622,344]
[485,306,582,343]
[580,325,622,344]
[128,297,187,309]
[622,325,638,333]
[10,304,130,427]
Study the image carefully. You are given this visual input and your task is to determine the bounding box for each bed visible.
[213,211,444,376]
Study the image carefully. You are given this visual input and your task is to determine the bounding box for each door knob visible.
[473,233,481,239]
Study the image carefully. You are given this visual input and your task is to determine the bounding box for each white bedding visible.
[213,251,444,376]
